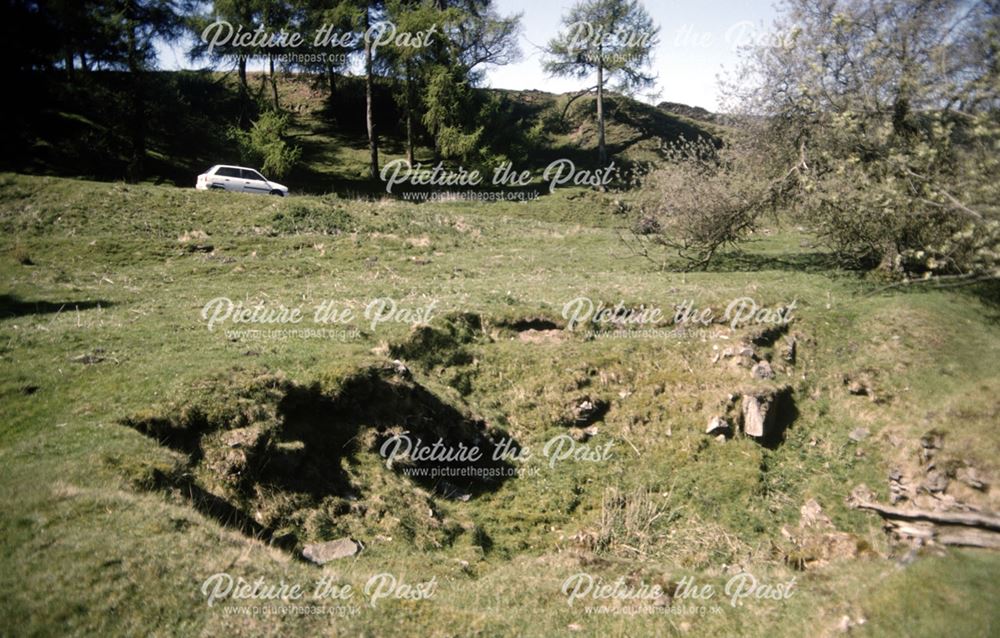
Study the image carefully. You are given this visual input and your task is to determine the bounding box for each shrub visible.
[228,110,302,180]
[631,134,795,269]
[715,0,1000,280]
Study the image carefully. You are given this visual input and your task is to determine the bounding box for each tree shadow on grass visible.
[275,371,519,499]
[0,294,113,319]
[701,249,851,274]
[856,277,1000,324]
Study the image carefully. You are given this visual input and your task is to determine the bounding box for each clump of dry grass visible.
[578,483,768,570]
[592,485,676,557]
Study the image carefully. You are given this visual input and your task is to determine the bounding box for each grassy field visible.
[1,172,998,636]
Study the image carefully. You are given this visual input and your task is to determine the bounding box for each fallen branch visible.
[852,499,1000,531]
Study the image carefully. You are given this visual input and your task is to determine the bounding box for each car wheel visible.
[269,190,285,197]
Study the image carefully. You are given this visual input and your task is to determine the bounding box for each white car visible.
[196,165,289,196]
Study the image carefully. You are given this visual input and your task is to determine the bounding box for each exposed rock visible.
[734,345,756,358]
[705,416,730,436]
[929,493,958,510]
[836,615,867,633]
[923,469,950,494]
[569,396,608,426]
[920,431,943,450]
[570,425,599,442]
[573,397,597,422]
[781,498,867,569]
[72,349,107,364]
[888,468,909,504]
[848,427,870,442]
[302,538,362,564]
[800,498,833,529]
[742,394,768,437]
[387,359,412,379]
[846,380,869,396]
[956,466,987,491]
[919,430,943,463]
[178,229,209,243]
[178,231,214,253]
[717,344,757,368]
[740,385,792,438]
[843,369,882,401]
[781,336,797,364]
[751,360,775,380]
[848,483,878,506]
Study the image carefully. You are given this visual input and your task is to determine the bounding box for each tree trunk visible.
[364,8,379,179]
[238,57,250,128]
[596,58,606,166]
[269,54,279,110]
[125,0,144,183]
[326,62,337,101]
[405,61,415,166]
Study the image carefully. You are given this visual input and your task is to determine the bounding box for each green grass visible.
[1,172,998,636]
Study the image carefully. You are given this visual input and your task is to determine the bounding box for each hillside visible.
[3,71,717,194]
[656,101,719,123]
[2,172,999,635]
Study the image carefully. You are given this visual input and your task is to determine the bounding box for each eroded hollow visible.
[119,362,518,550]
[497,316,561,332]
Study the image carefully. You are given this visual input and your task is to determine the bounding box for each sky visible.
[156,0,779,112]
[486,0,778,110]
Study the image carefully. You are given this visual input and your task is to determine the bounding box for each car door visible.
[240,169,270,194]
[213,166,242,191]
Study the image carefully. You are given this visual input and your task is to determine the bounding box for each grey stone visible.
[849,427,870,442]
[742,394,769,437]
[956,466,986,490]
[740,386,792,439]
[923,469,949,494]
[302,538,362,564]
[782,336,797,364]
[920,431,943,450]
[751,360,775,379]
[705,416,730,435]
[846,380,869,396]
